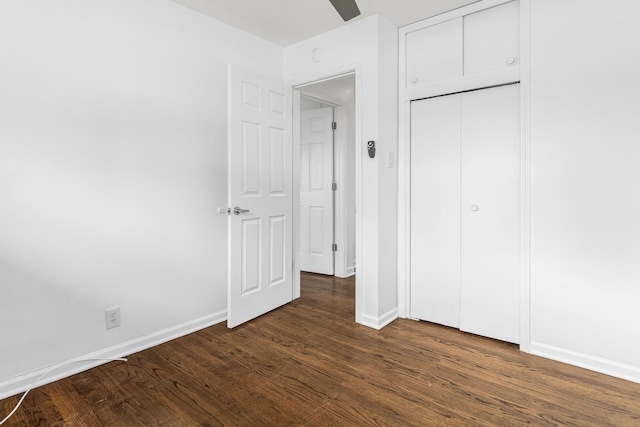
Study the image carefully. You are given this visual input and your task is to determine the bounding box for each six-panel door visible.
[299,107,335,275]
[227,65,293,328]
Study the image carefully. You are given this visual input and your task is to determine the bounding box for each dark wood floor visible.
[3,273,640,426]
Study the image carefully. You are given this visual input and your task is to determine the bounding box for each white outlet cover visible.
[105,306,121,330]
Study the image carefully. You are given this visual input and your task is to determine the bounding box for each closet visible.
[404,0,521,344]
[410,84,520,343]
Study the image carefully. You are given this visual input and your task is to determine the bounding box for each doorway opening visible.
[296,75,356,280]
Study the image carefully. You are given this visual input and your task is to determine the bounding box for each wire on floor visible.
[0,357,128,426]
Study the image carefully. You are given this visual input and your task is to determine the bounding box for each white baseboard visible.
[361,308,399,330]
[334,263,356,279]
[346,264,356,277]
[530,341,640,384]
[0,310,227,400]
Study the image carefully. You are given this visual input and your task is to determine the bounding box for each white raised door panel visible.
[464,1,520,76]
[460,84,520,343]
[410,94,461,328]
[300,107,334,275]
[228,64,292,328]
[405,18,463,88]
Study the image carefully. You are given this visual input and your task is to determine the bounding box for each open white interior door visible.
[227,64,293,328]
[300,107,335,275]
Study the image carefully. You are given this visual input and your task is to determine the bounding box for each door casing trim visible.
[290,63,363,324]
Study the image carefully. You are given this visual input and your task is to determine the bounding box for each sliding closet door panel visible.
[460,84,520,343]
[410,94,461,327]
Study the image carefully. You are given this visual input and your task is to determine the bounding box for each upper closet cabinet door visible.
[406,18,463,88]
[464,1,520,76]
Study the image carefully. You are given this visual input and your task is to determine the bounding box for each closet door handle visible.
[471,204,479,212]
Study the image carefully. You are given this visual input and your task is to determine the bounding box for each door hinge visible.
[332,182,337,191]
[332,243,338,252]
[332,121,337,130]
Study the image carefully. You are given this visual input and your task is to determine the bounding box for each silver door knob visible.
[471,204,479,212]
[233,206,250,215]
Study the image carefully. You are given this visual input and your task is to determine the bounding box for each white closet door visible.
[410,94,461,328]
[410,84,520,343]
[460,84,520,343]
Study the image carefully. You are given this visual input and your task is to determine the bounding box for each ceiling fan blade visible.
[328,0,361,22]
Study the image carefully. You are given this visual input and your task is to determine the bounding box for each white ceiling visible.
[169,0,480,46]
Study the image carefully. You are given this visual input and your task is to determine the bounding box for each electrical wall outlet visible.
[105,306,121,330]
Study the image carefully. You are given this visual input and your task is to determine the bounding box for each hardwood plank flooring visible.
[2,272,640,426]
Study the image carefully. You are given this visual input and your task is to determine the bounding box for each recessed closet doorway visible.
[398,0,527,345]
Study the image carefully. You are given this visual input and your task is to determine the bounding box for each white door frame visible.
[332,104,352,278]
[291,64,363,324]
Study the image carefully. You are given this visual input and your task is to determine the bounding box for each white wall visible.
[346,100,357,276]
[0,0,282,397]
[529,0,640,381]
[376,18,399,317]
[284,15,399,328]
[343,87,358,275]
[299,97,324,110]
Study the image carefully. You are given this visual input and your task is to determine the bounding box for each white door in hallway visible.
[299,107,335,275]
[227,64,293,328]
